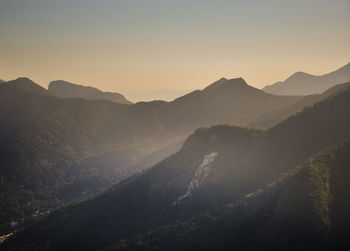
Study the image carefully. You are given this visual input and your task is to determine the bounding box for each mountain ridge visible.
[263,62,350,95]
[48,80,132,104]
[0,76,304,236]
[5,86,350,250]
[0,77,50,96]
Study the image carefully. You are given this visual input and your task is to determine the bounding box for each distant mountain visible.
[6,87,350,250]
[0,77,49,96]
[249,81,350,129]
[0,79,4,83]
[263,62,350,95]
[164,77,301,132]
[48,80,132,104]
[0,77,303,235]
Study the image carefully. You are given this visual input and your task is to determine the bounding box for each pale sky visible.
[1,0,349,101]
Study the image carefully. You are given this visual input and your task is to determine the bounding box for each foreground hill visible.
[0,77,302,235]
[5,87,350,250]
[108,140,350,251]
[48,80,132,104]
[263,62,350,95]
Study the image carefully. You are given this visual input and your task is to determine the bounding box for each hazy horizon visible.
[1,0,349,101]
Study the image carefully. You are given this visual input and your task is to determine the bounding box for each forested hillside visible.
[5,86,350,250]
[0,77,302,235]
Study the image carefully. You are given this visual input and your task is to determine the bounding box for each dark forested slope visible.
[107,140,350,251]
[5,87,350,250]
[0,77,302,235]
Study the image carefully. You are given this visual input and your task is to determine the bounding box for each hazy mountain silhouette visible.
[48,80,132,104]
[6,87,350,250]
[0,77,50,96]
[0,76,304,235]
[263,62,350,95]
[250,81,350,129]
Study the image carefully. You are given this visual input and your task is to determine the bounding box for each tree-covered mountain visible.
[5,86,350,250]
[263,62,350,95]
[0,76,303,235]
[107,140,350,251]
[48,80,132,104]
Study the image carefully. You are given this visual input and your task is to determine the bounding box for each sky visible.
[1,0,349,101]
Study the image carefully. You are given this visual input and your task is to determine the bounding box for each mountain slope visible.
[0,77,303,235]
[249,81,350,129]
[107,140,350,251]
[163,77,301,132]
[0,79,170,235]
[263,62,350,95]
[0,77,49,96]
[48,80,132,104]
[5,87,350,250]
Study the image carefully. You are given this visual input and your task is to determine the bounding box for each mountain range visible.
[0,76,304,235]
[1,67,350,250]
[263,62,350,95]
[3,79,350,250]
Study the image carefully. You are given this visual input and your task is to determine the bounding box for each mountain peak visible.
[203,77,248,92]
[2,77,49,96]
[218,77,228,82]
[283,71,315,83]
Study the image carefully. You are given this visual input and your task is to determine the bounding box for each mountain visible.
[0,77,304,235]
[0,79,173,235]
[263,62,350,95]
[5,86,350,250]
[48,80,132,104]
[107,140,350,251]
[0,79,4,83]
[163,77,301,132]
[249,81,350,129]
[0,77,50,96]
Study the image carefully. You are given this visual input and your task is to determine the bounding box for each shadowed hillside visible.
[4,87,350,250]
[107,140,350,251]
[0,77,303,235]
